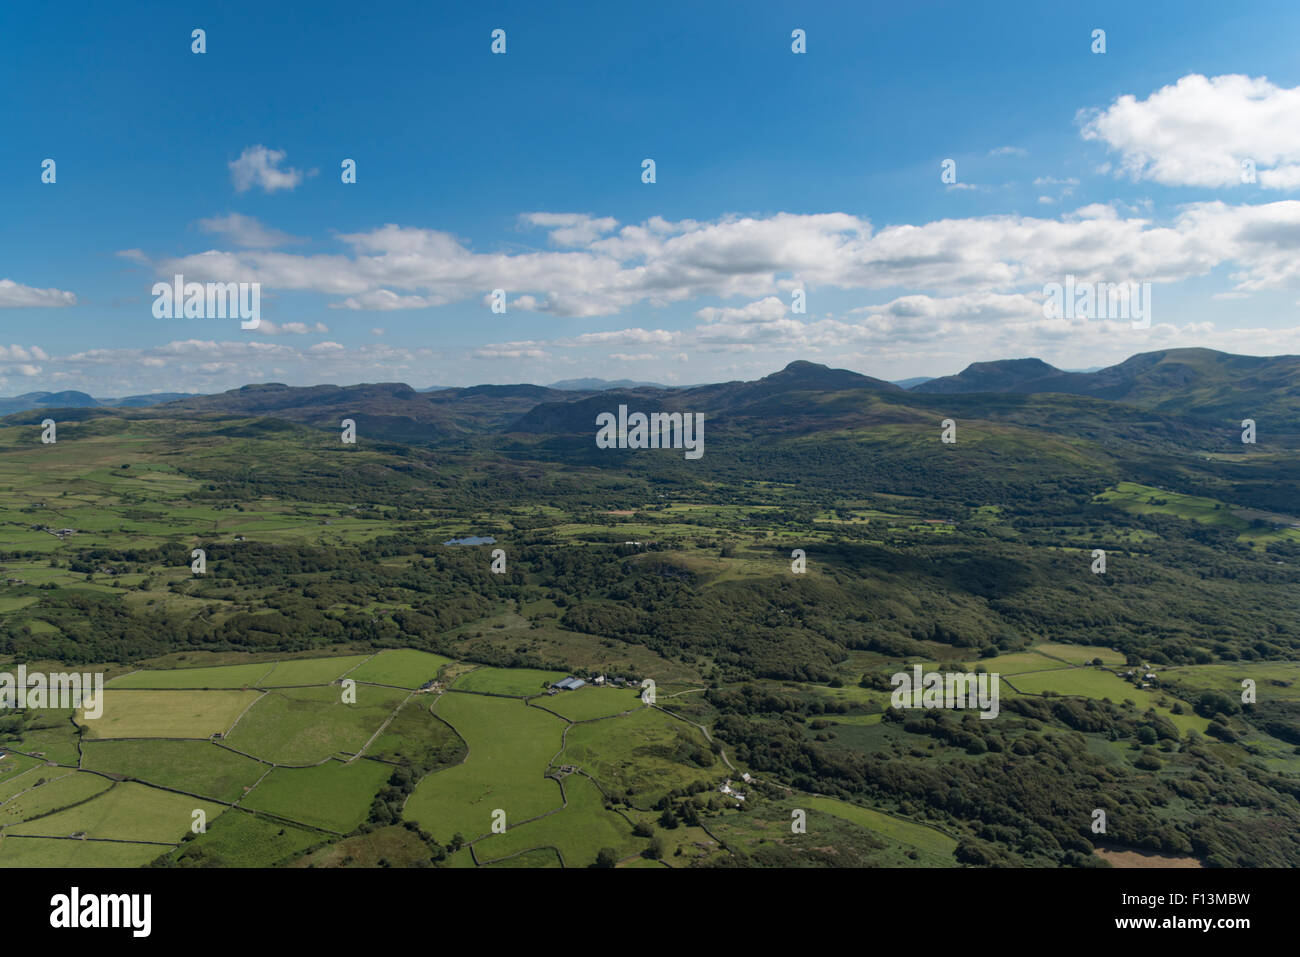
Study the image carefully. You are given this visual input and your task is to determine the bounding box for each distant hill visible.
[0,390,100,415]
[0,390,204,415]
[148,381,573,442]
[894,376,933,389]
[914,348,1300,421]
[548,377,669,391]
[102,393,202,408]
[509,360,904,436]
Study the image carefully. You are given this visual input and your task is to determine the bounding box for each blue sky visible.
[4,0,1300,396]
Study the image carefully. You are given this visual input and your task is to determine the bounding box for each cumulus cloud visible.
[0,279,77,308]
[136,198,1300,326]
[0,345,50,361]
[197,213,303,248]
[250,320,329,335]
[229,146,304,193]
[520,212,619,247]
[1080,74,1300,189]
[696,296,788,324]
[472,341,549,359]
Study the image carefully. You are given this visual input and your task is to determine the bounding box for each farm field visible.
[169,809,323,867]
[804,797,958,862]
[259,655,371,687]
[471,772,641,867]
[222,684,409,765]
[403,693,566,843]
[239,758,392,833]
[560,707,721,806]
[108,662,276,690]
[537,686,643,721]
[0,770,113,825]
[9,781,227,843]
[451,667,568,697]
[80,739,266,802]
[79,690,263,739]
[347,649,453,689]
[0,835,166,868]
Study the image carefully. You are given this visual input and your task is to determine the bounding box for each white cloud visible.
[0,345,50,361]
[0,279,77,308]
[1080,74,1300,189]
[140,199,1300,324]
[251,320,328,335]
[229,146,304,194]
[520,212,619,247]
[989,146,1028,157]
[197,213,302,248]
[473,341,549,359]
[696,296,788,323]
[563,328,678,347]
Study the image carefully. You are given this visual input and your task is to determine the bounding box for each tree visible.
[594,847,619,868]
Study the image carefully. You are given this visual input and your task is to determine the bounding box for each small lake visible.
[443,535,496,546]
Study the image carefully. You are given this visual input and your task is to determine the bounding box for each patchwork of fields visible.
[1,647,993,868]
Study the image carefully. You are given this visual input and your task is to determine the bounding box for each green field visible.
[81,738,267,802]
[452,667,569,697]
[9,781,227,843]
[0,835,168,868]
[0,770,113,825]
[805,796,958,861]
[367,698,467,769]
[223,685,409,765]
[80,689,264,739]
[239,758,392,833]
[537,686,644,722]
[560,707,721,806]
[347,649,454,689]
[259,655,372,687]
[169,809,323,867]
[1,710,82,765]
[1095,481,1300,546]
[472,773,641,867]
[108,662,276,689]
[0,752,47,800]
[404,693,566,842]
[1033,643,1128,667]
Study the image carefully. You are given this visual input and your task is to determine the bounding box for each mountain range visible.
[4,349,1296,443]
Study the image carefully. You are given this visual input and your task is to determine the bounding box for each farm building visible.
[553,676,586,691]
